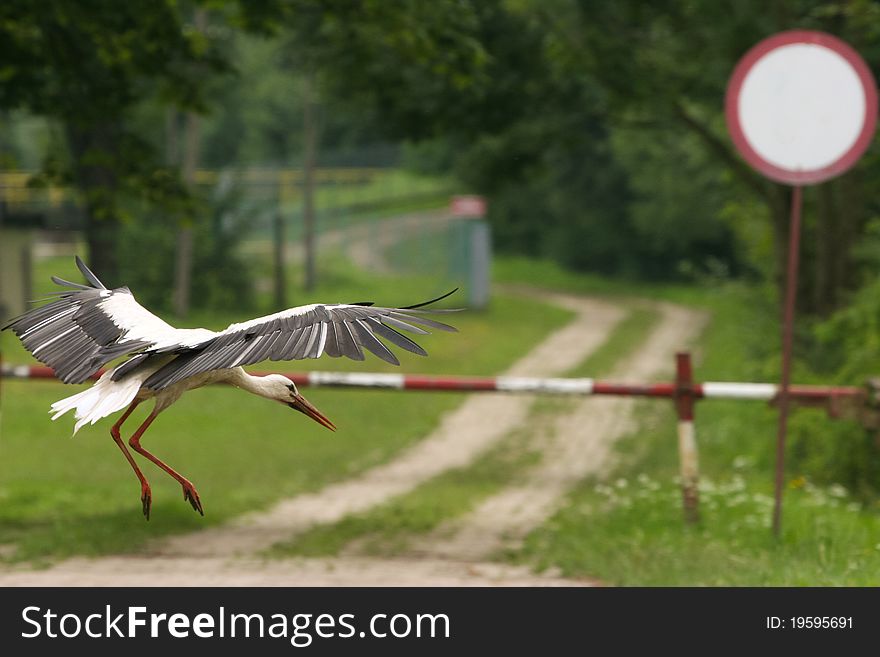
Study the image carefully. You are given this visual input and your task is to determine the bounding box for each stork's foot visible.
[141,485,152,521]
[182,483,204,516]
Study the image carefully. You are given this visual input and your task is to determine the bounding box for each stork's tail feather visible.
[50,388,96,435]
[50,371,142,435]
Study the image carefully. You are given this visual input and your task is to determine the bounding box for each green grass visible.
[567,306,657,378]
[0,256,572,563]
[280,169,452,216]
[270,304,662,558]
[495,260,880,585]
[509,402,880,585]
[273,169,453,242]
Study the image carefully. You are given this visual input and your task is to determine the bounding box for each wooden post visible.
[172,8,206,318]
[675,352,700,524]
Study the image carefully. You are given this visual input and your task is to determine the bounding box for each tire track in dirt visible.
[406,302,707,561]
[0,556,597,587]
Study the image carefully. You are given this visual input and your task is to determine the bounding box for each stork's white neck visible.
[226,368,291,401]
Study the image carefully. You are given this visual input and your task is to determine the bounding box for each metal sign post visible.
[450,195,491,309]
[726,30,877,536]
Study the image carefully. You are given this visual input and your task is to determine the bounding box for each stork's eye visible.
[286,383,297,394]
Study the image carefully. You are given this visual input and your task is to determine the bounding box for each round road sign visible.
[726,30,878,185]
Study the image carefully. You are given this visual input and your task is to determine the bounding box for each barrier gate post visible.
[675,352,700,524]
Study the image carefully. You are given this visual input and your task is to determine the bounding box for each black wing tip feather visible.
[399,288,459,310]
[46,257,107,292]
[51,275,91,290]
[74,256,107,290]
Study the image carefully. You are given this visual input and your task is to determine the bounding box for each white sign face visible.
[739,44,865,170]
[726,31,877,185]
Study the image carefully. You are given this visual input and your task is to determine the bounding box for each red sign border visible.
[725,30,878,186]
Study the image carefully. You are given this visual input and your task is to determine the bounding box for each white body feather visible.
[50,362,163,435]
[98,293,216,350]
[49,365,270,435]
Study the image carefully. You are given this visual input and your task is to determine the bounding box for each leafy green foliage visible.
[0,0,231,280]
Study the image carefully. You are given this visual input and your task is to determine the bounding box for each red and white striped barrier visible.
[0,363,863,403]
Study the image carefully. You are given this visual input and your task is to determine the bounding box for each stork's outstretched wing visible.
[141,292,460,391]
[1,256,213,384]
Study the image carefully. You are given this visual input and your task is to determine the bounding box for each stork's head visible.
[262,374,336,431]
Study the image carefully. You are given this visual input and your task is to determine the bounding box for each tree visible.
[0,0,225,284]
[537,0,880,313]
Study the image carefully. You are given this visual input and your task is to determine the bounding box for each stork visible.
[2,256,458,519]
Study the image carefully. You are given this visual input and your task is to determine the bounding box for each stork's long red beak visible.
[288,392,336,431]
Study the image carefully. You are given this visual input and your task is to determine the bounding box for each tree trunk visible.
[273,204,287,310]
[766,183,792,308]
[835,171,865,300]
[165,108,180,167]
[302,72,320,292]
[172,9,205,318]
[65,120,123,286]
[814,183,834,315]
[172,108,200,317]
[771,171,866,317]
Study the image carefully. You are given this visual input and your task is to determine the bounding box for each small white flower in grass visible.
[615,478,628,489]
[728,493,748,507]
[732,456,751,470]
[828,484,848,499]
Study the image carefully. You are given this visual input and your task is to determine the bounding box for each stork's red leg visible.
[128,411,204,516]
[110,400,153,520]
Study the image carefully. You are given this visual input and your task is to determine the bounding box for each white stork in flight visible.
[3,256,458,519]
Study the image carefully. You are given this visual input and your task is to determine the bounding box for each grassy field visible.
[497,258,880,585]
[0,256,572,563]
